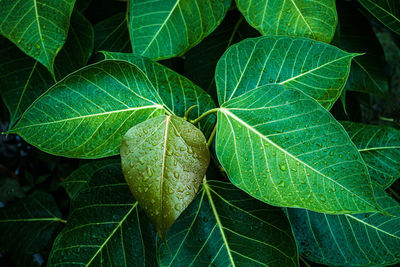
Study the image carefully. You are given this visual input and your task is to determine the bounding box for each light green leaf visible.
[49,161,158,266]
[0,191,64,266]
[235,0,337,43]
[215,84,379,214]
[102,52,217,135]
[358,0,400,35]
[9,60,165,159]
[121,115,210,239]
[342,121,400,189]
[0,0,76,73]
[287,186,400,266]
[159,180,299,266]
[129,0,231,60]
[215,36,357,109]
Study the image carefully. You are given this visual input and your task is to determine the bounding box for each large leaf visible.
[49,160,157,266]
[121,115,210,239]
[342,121,400,189]
[0,0,76,73]
[8,60,165,159]
[102,52,217,135]
[215,85,379,214]
[215,36,357,109]
[129,0,231,60]
[235,0,337,43]
[0,191,64,266]
[159,180,299,266]
[287,186,400,266]
[358,0,400,35]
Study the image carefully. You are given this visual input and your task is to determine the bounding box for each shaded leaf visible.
[121,115,210,239]
[215,84,379,214]
[129,0,231,60]
[0,0,76,73]
[0,191,64,266]
[287,186,400,266]
[215,36,357,109]
[9,60,165,159]
[159,180,299,266]
[235,0,337,43]
[358,0,400,35]
[342,121,400,188]
[49,161,157,266]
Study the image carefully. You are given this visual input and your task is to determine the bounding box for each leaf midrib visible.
[288,0,315,37]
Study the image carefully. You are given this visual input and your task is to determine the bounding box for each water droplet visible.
[147,166,152,177]
[174,204,180,210]
[277,181,285,187]
[138,158,145,165]
[280,164,286,171]
[173,172,179,179]
[129,162,134,168]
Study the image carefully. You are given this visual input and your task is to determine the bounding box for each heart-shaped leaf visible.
[129,0,231,60]
[8,60,165,158]
[342,121,400,188]
[159,180,299,266]
[0,0,76,73]
[215,36,357,109]
[50,160,157,266]
[358,0,400,35]
[215,84,379,214]
[235,0,337,43]
[121,115,210,239]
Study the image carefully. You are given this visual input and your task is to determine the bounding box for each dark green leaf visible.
[9,60,165,159]
[358,0,400,35]
[215,85,379,214]
[121,115,210,239]
[235,0,337,43]
[287,186,400,266]
[216,36,357,109]
[342,121,400,188]
[159,180,299,266]
[0,0,76,73]
[129,0,231,60]
[49,161,157,266]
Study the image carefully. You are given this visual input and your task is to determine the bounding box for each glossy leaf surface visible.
[342,121,400,189]
[0,0,76,73]
[159,180,299,266]
[50,161,157,266]
[215,85,378,214]
[215,36,357,109]
[129,0,231,60]
[358,0,400,35]
[287,187,400,266]
[121,115,210,239]
[9,60,165,159]
[235,0,337,43]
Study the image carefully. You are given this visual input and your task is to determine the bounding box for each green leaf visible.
[49,161,157,266]
[0,0,76,73]
[235,0,337,43]
[121,115,210,239]
[358,0,400,35]
[0,191,64,266]
[102,52,217,135]
[215,36,357,109]
[129,0,231,60]
[159,180,299,266]
[215,84,379,214]
[341,121,400,189]
[9,60,165,159]
[338,2,388,98]
[94,12,131,53]
[287,186,400,266]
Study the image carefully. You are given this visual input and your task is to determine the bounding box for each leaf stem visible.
[207,124,217,147]
[299,256,311,267]
[388,187,400,202]
[183,105,198,120]
[190,108,219,125]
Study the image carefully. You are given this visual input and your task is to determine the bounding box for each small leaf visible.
[216,36,357,109]
[49,161,157,266]
[235,0,337,42]
[159,180,299,266]
[342,121,400,188]
[358,0,400,35]
[0,0,76,73]
[287,186,400,266]
[129,0,231,60]
[121,115,210,239]
[215,84,379,214]
[8,60,165,159]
